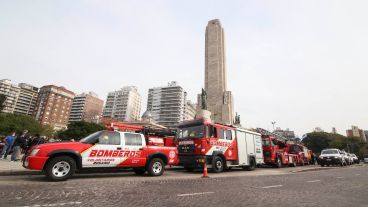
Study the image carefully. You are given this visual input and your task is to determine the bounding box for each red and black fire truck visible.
[176,119,264,173]
[257,128,309,167]
[23,123,179,181]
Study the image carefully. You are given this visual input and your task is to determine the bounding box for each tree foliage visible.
[57,121,104,141]
[302,132,368,158]
[0,113,53,137]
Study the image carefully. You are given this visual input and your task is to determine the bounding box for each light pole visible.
[271,121,276,131]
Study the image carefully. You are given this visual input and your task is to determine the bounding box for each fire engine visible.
[176,119,264,173]
[257,128,310,167]
[23,123,179,181]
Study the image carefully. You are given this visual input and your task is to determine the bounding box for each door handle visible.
[138,147,144,150]
[117,147,122,150]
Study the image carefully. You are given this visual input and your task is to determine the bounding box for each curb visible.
[0,170,42,176]
[291,167,337,173]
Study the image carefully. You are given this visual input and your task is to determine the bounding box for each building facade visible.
[14,83,39,116]
[346,126,367,142]
[103,86,141,121]
[204,19,234,125]
[0,79,20,113]
[147,81,186,128]
[184,101,196,121]
[273,128,296,139]
[33,85,75,130]
[69,92,104,123]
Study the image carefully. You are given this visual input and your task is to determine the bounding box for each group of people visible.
[0,130,47,161]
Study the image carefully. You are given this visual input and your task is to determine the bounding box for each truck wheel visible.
[212,156,224,173]
[275,157,282,168]
[44,156,76,181]
[245,157,256,171]
[133,167,146,175]
[147,158,164,176]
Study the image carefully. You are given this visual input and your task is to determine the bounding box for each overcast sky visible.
[1,0,367,136]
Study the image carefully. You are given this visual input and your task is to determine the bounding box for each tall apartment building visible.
[69,92,104,123]
[346,126,367,142]
[33,85,75,130]
[184,101,196,121]
[103,86,141,121]
[0,79,20,113]
[147,81,187,128]
[14,83,39,116]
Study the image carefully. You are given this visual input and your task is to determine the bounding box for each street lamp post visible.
[271,121,276,131]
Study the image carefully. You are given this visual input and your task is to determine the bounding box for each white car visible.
[339,150,350,165]
[318,149,344,167]
[364,157,368,164]
[347,153,354,165]
[350,154,359,164]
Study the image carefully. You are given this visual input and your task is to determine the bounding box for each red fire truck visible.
[23,123,179,181]
[177,119,264,173]
[257,128,298,168]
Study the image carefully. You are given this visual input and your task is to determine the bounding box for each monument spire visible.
[204,19,234,125]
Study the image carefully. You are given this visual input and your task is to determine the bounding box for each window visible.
[218,128,224,139]
[98,132,120,145]
[225,130,232,140]
[125,133,143,146]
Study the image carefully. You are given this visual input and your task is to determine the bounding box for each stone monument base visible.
[196,109,212,123]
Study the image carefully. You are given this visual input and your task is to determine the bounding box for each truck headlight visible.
[334,156,339,159]
[30,149,40,156]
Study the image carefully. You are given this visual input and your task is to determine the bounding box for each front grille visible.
[178,144,195,154]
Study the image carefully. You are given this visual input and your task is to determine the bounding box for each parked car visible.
[364,157,368,164]
[318,149,344,167]
[339,150,350,165]
[350,154,359,164]
[347,153,354,165]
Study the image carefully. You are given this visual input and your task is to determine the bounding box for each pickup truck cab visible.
[23,130,179,181]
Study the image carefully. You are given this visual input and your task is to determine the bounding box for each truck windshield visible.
[321,150,338,154]
[262,138,271,146]
[177,125,204,139]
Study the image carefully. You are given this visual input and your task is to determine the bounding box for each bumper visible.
[318,158,342,165]
[23,156,48,170]
[178,155,208,168]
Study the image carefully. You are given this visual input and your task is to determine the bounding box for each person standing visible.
[11,130,29,161]
[0,132,15,160]
[28,134,46,149]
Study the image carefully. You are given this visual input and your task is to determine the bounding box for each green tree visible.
[0,94,6,111]
[57,121,104,141]
[0,113,44,136]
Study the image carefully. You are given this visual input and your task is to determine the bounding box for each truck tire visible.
[133,167,146,175]
[147,158,164,176]
[275,157,282,168]
[44,156,76,181]
[245,157,256,171]
[212,156,224,173]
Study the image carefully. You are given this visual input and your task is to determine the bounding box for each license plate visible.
[326,159,331,161]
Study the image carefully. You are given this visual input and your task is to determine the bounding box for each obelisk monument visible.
[204,19,234,125]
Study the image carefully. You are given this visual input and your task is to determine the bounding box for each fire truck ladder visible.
[107,122,176,138]
[255,128,289,142]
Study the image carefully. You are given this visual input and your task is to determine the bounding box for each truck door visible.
[236,130,248,165]
[119,133,147,167]
[81,131,123,168]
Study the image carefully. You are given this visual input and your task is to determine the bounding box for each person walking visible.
[11,130,29,161]
[28,134,46,149]
[0,132,15,160]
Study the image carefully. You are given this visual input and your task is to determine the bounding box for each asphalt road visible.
[0,165,367,207]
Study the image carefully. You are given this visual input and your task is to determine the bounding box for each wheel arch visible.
[147,153,168,165]
[46,150,82,170]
